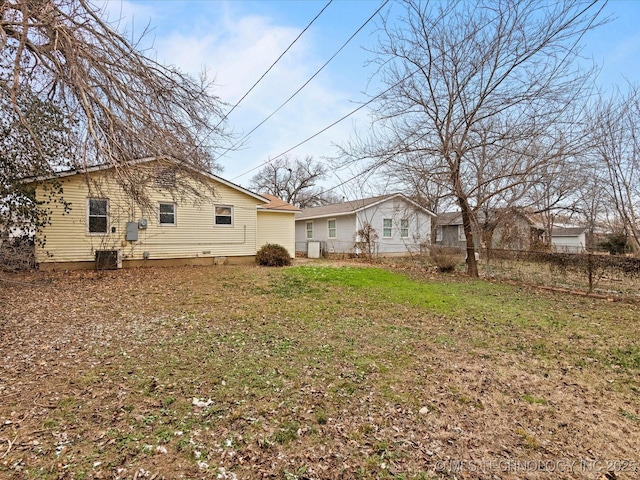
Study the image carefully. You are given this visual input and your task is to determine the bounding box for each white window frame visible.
[214,205,234,226]
[383,218,392,238]
[87,198,109,235]
[436,226,443,242]
[306,221,313,239]
[158,202,177,226]
[327,219,337,239]
[458,225,466,241]
[400,218,409,238]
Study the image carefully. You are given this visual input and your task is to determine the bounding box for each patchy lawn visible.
[1,263,639,479]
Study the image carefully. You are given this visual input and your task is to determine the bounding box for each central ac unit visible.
[95,250,122,270]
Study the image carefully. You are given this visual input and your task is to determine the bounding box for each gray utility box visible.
[126,222,138,241]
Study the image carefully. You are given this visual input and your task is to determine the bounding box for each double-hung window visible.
[436,226,443,242]
[159,202,176,225]
[215,205,233,226]
[383,218,392,238]
[328,219,337,239]
[88,198,109,234]
[306,221,313,239]
[400,219,409,238]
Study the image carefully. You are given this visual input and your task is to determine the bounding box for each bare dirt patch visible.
[1,264,639,479]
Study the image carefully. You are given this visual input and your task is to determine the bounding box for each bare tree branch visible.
[1,0,230,198]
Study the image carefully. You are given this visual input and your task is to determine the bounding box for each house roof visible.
[436,211,463,226]
[552,227,587,237]
[295,193,436,221]
[22,156,269,205]
[257,194,300,213]
[436,208,540,227]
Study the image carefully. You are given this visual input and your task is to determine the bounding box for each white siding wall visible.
[294,214,357,254]
[358,198,431,254]
[294,198,433,255]
[552,233,586,253]
[35,167,262,264]
[257,211,296,257]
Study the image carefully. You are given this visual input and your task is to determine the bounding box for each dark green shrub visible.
[256,243,292,267]
[599,233,629,255]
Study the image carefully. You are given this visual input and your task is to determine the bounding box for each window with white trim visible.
[383,218,392,238]
[306,221,313,239]
[458,225,466,241]
[328,219,337,238]
[88,198,109,234]
[159,202,176,225]
[400,219,409,238]
[436,226,443,242]
[214,205,233,226]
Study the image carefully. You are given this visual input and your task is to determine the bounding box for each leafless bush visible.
[430,246,464,273]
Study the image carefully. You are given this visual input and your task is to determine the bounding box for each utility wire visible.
[220,0,390,165]
[212,0,333,130]
[231,63,422,183]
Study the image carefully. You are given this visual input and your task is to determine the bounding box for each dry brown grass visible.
[0,262,638,479]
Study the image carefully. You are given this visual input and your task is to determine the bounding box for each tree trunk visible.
[458,198,478,277]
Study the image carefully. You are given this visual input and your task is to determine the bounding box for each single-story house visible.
[294,193,435,256]
[26,157,297,270]
[551,227,587,253]
[435,209,544,251]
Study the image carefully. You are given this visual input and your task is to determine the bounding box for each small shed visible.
[551,227,587,253]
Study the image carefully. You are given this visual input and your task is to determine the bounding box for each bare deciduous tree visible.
[588,87,640,255]
[341,0,604,276]
[1,0,229,206]
[249,155,337,208]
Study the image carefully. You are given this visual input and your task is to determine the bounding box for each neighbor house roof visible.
[257,194,300,213]
[551,227,587,237]
[436,212,463,226]
[295,193,436,221]
[436,208,540,227]
[22,156,269,205]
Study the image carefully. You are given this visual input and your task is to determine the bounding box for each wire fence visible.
[479,248,640,298]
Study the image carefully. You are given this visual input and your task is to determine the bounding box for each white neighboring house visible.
[551,227,587,253]
[295,193,435,256]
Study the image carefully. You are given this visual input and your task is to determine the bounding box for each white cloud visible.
[95,1,377,186]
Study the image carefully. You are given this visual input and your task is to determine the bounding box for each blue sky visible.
[104,0,640,191]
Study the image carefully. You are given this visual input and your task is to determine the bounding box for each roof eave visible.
[22,156,269,204]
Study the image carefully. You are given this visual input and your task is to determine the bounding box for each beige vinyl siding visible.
[35,167,262,264]
[256,211,296,257]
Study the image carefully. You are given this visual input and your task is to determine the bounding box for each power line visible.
[213,0,333,129]
[219,0,390,165]
[179,0,333,162]
[231,62,422,183]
